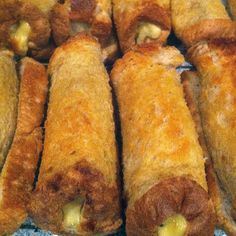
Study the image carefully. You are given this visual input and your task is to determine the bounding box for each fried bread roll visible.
[113,0,171,52]
[30,34,122,235]
[0,56,48,235]
[0,51,18,170]
[188,40,236,235]
[171,0,236,47]
[50,0,117,61]
[0,0,51,57]
[228,0,236,20]
[182,71,236,236]
[111,45,215,236]
[20,0,57,16]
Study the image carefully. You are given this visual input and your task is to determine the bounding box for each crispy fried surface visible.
[182,70,236,236]
[113,0,171,52]
[111,45,212,235]
[0,51,19,170]
[127,177,214,236]
[0,58,48,235]
[20,0,57,16]
[30,34,122,235]
[0,1,50,55]
[188,40,236,234]
[171,0,236,46]
[51,0,112,47]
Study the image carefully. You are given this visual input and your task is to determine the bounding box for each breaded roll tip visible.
[228,0,236,20]
[111,45,215,236]
[51,0,112,47]
[29,34,122,235]
[0,51,18,170]
[113,0,171,52]
[0,0,50,56]
[188,40,236,234]
[0,56,48,235]
[171,0,236,47]
[181,71,236,236]
[20,0,57,16]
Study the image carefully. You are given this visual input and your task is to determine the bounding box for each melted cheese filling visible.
[10,20,31,56]
[136,22,161,44]
[62,197,84,233]
[157,214,187,236]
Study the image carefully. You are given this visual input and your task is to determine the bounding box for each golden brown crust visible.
[0,1,50,55]
[113,0,171,52]
[31,34,122,235]
[51,0,112,47]
[50,3,70,46]
[30,160,121,234]
[0,58,48,235]
[111,45,213,235]
[126,177,215,236]
[182,19,236,47]
[181,70,236,236]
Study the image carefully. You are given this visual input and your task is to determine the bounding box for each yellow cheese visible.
[10,20,31,56]
[157,214,187,236]
[62,197,84,233]
[136,22,161,44]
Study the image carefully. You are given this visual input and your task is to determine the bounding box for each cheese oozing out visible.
[157,214,187,236]
[136,22,161,44]
[10,20,31,56]
[62,197,84,233]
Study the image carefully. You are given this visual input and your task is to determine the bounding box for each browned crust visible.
[51,0,112,47]
[69,0,96,22]
[30,42,55,61]
[126,177,215,236]
[181,70,236,236]
[29,160,122,235]
[182,19,236,47]
[0,1,50,54]
[50,3,70,46]
[0,58,48,235]
[113,0,171,52]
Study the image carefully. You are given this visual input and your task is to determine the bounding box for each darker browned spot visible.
[70,0,96,22]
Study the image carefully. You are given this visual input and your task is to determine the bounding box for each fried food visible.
[182,70,236,236]
[188,40,236,235]
[0,55,48,235]
[111,44,215,236]
[29,34,122,235]
[0,51,18,170]
[113,0,171,52]
[0,0,50,56]
[171,0,236,47]
[50,0,116,60]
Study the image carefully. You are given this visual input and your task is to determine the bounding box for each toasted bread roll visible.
[228,0,236,20]
[188,40,236,235]
[0,51,19,170]
[182,71,236,236]
[20,0,57,16]
[29,34,122,235]
[0,0,50,57]
[50,0,117,61]
[171,0,236,47]
[113,0,171,52]
[111,44,215,236]
[0,57,48,235]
